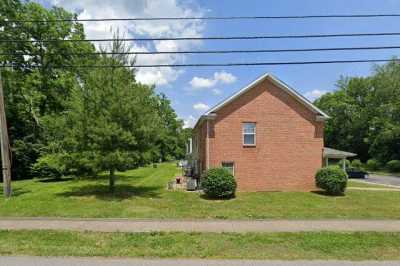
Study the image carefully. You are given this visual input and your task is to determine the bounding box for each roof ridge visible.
[193,72,329,129]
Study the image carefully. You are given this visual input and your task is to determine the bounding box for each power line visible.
[5,13,400,23]
[3,32,400,43]
[1,59,398,68]
[2,45,400,56]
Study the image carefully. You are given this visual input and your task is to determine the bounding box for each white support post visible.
[206,120,209,170]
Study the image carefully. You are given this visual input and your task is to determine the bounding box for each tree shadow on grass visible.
[75,173,149,184]
[56,184,162,201]
[0,187,30,198]
[311,190,346,197]
[37,177,74,183]
[199,194,236,201]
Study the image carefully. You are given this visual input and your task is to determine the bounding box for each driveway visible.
[363,174,400,187]
[1,257,399,266]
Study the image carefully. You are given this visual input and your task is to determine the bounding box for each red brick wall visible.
[204,78,324,192]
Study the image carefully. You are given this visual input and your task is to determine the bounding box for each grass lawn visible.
[1,162,400,219]
[0,230,400,260]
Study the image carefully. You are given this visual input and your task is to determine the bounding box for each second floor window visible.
[243,122,256,146]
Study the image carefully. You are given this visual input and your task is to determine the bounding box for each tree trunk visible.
[109,169,115,193]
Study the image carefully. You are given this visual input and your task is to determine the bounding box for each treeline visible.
[0,0,191,188]
[315,60,400,166]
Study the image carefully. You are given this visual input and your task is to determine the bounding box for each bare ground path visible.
[1,218,400,232]
[0,256,399,266]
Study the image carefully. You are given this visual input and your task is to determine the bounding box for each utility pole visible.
[0,71,12,198]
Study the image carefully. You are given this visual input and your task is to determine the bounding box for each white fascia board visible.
[267,74,330,119]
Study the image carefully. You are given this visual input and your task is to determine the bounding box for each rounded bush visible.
[201,168,237,199]
[315,166,348,195]
[366,159,380,171]
[387,160,400,173]
[351,159,363,170]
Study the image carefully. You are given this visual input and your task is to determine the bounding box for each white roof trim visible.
[204,73,330,118]
[323,147,357,158]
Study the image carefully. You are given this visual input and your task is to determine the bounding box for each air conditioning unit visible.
[186,178,197,191]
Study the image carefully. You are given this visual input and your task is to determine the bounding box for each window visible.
[222,162,235,175]
[243,122,256,146]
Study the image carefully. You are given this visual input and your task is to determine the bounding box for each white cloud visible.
[189,77,216,88]
[188,71,237,91]
[304,89,328,101]
[47,0,205,86]
[193,102,210,112]
[183,115,196,128]
[214,71,237,84]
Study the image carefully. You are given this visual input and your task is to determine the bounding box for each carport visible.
[323,147,357,171]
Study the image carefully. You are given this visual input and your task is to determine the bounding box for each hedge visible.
[315,166,348,195]
[201,168,237,199]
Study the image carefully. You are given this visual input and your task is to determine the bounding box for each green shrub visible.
[315,166,348,195]
[201,168,237,199]
[65,152,98,177]
[366,159,380,171]
[351,159,363,170]
[387,160,400,173]
[339,159,350,169]
[32,154,66,178]
[164,155,175,162]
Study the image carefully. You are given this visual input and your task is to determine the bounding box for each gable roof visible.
[193,73,330,129]
[205,73,329,117]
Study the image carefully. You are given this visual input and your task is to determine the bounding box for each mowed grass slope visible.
[0,162,400,219]
[0,230,400,260]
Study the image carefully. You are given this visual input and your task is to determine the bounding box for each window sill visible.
[243,144,256,147]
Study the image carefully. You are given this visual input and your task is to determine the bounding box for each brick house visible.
[188,73,330,192]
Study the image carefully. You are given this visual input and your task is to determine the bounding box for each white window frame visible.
[242,122,256,146]
[222,161,235,176]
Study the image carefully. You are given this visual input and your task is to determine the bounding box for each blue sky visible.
[37,0,400,127]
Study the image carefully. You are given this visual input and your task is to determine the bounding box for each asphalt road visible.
[1,257,399,266]
[364,174,400,187]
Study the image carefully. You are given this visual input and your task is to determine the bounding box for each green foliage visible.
[339,159,350,169]
[1,1,189,181]
[351,159,363,170]
[32,153,66,179]
[201,168,237,199]
[366,159,380,171]
[1,0,96,179]
[154,94,188,161]
[315,166,348,195]
[315,60,400,163]
[58,41,162,190]
[386,160,400,173]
